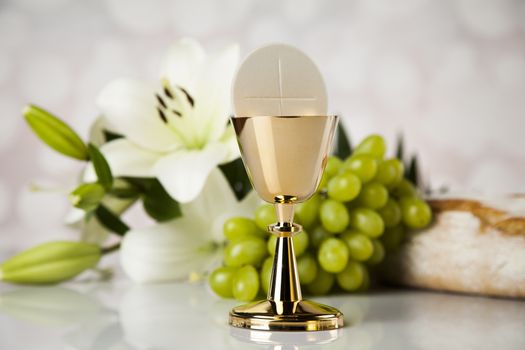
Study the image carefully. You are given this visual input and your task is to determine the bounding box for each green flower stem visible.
[101,243,121,255]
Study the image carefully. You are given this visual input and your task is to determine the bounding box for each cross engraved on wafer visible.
[244,57,317,115]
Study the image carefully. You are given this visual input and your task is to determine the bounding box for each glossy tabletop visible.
[0,280,524,350]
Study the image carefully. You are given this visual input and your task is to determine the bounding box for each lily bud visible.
[69,183,105,212]
[23,104,89,161]
[0,241,101,284]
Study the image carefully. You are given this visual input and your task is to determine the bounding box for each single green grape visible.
[224,237,268,267]
[297,253,318,284]
[294,231,309,256]
[318,238,349,273]
[349,207,385,238]
[353,134,386,159]
[377,198,401,228]
[367,239,385,265]
[209,266,238,298]
[232,265,259,301]
[309,225,331,248]
[320,199,350,233]
[223,217,266,241]
[260,256,273,294]
[342,154,378,183]
[390,159,404,185]
[381,225,405,251]
[391,179,418,198]
[325,156,343,178]
[357,182,389,209]
[267,231,309,257]
[295,194,322,229]
[306,268,335,295]
[399,197,432,229]
[254,204,277,231]
[375,159,404,187]
[341,230,374,261]
[336,261,366,291]
[327,172,362,202]
[374,159,396,185]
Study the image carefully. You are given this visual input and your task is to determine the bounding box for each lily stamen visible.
[178,86,195,107]
[155,94,168,109]
[157,107,168,123]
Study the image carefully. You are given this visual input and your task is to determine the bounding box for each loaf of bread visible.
[382,195,525,298]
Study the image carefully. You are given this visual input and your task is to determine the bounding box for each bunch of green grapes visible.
[209,134,432,301]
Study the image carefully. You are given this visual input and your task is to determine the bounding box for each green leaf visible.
[219,158,252,201]
[406,154,419,188]
[120,177,153,192]
[109,184,141,199]
[88,143,113,190]
[23,105,88,160]
[334,122,352,159]
[143,180,182,222]
[69,183,105,212]
[395,133,405,162]
[103,129,123,143]
[95,205,129,236]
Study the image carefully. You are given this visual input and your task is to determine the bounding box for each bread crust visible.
[428,198,525,236]
[383,197,525,298]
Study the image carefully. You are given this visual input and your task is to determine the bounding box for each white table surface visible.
[0,280,524,350]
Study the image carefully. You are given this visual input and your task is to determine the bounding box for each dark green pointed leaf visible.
[103,129,124,143]
[143,180,182,222]
[395,133,404,162]
[334,122,352,159]
[109,182,141,199]
[219,158,252,201]
[407,154,419,188]
[95,205,129,236]
[120,177,154,192]
[69,183,105,212]
[24,105,88,160]
[88,143,113,190]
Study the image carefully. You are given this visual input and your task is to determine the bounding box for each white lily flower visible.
[95,38,240,203]
[120,169,259,283]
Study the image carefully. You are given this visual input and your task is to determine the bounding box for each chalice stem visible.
[268,202,303,310]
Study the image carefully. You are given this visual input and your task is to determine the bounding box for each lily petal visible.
[219,124,241,163]
[120,217,217,283]
[83,139,161,182]
[88,116,110,147]
[97,78,178,152]
[153,143,228,203]
[193,43,240,143]
[159,38,206,93]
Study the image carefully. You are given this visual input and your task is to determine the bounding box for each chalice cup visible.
[229,115,344,331]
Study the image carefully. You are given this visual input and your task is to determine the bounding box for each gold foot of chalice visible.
[230,115,344,331]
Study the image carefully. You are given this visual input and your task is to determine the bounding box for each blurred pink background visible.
[0,0,524,249]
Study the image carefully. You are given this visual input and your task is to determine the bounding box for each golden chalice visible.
[229,115,344,331]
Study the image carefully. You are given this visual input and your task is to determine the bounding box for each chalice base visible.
[229,299,343,331]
